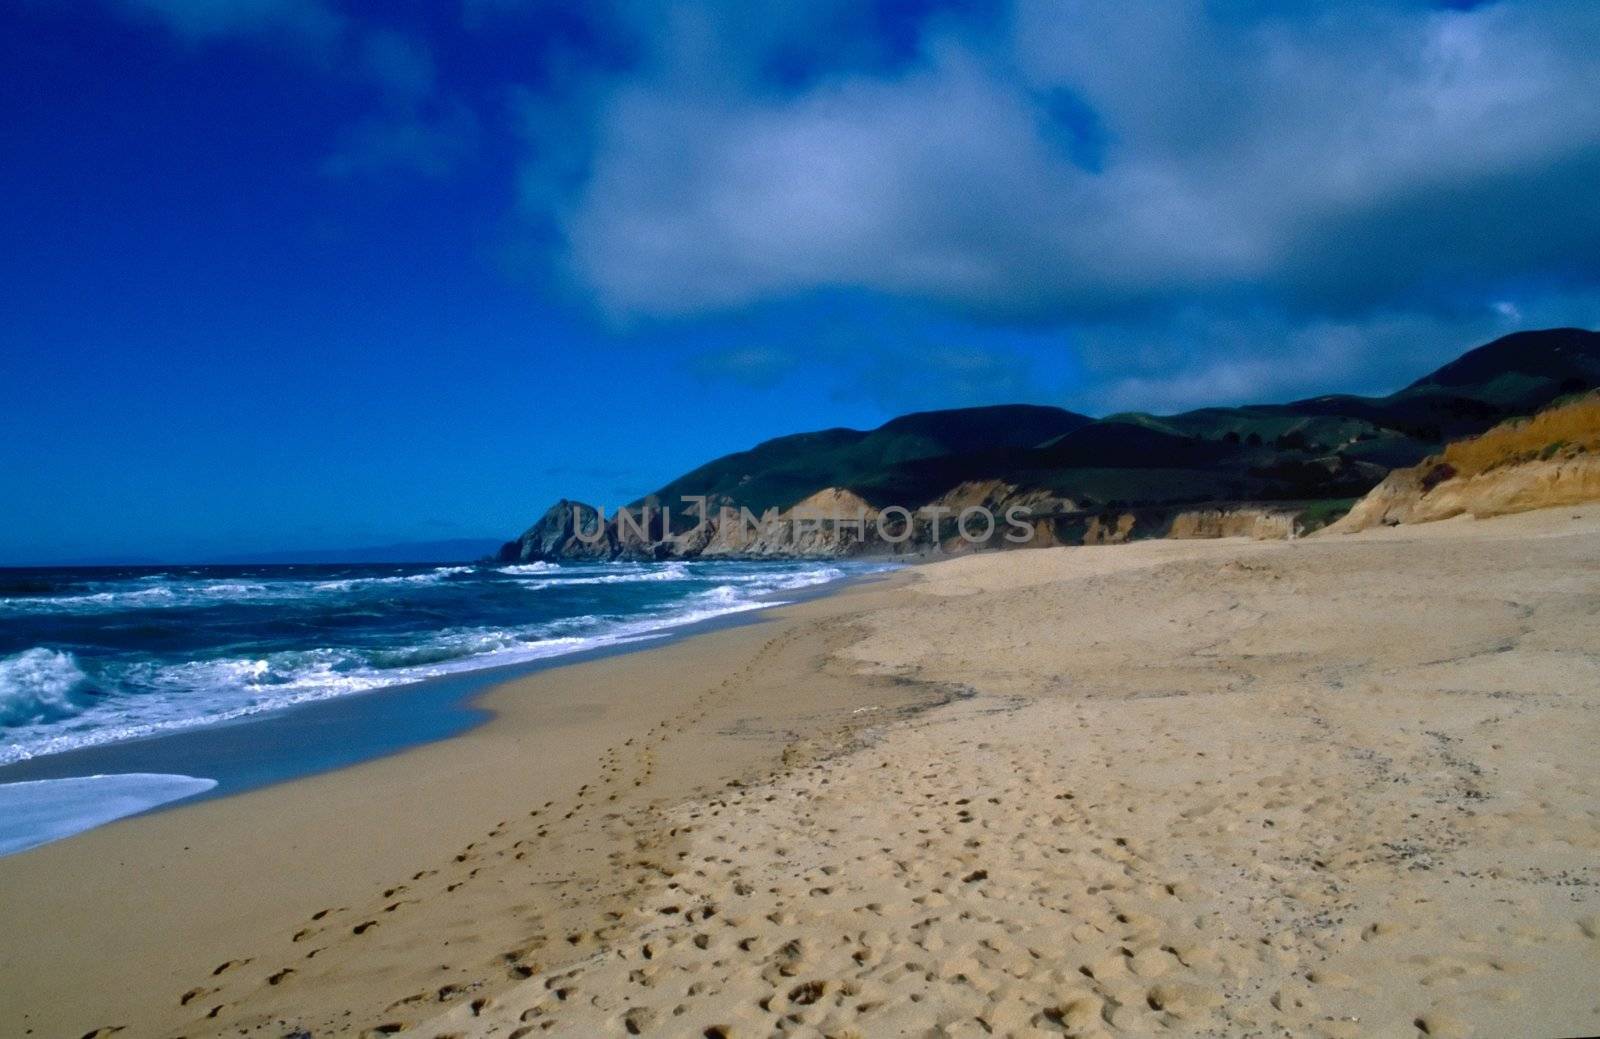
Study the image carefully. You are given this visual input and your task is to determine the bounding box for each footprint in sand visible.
[1414,1012,1472,1038]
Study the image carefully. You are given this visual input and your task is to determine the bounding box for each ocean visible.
[0,558,892,853]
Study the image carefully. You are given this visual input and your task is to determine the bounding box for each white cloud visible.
[539,0,1600,325]
[322,102,479,180]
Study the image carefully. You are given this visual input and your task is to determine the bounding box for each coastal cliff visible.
[498,493,1317,561]
[1328,391,1600,532]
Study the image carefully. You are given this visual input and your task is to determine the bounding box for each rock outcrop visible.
[1166,507,1300,541]
[498,499,614,563]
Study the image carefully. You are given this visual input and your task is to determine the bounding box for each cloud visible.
[529,0,1600,331]
[108,0,442,102]
[675,285,1600,416]
[673,297,1073,412]
[843,343,1047,412]
[322,102,480,180]
[685,338,1055,412]
[685,345,800,388]
[358,27,436,101]
[100,0,480,181]
[111,0,346,54]
[1068,288,1600,414]
[91,0,1600,417]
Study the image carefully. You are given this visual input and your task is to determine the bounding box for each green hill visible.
[607,327,1600,518]
[635,404,1093,515]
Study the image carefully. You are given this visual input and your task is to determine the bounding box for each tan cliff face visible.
[698,488,882,557]
[1327,393,1600,533]
[499,492,1314,562]
[1166,507,1300,540]
[1079,506,1301,545]
[926,480,1078,516]
[1327,454,1600,532]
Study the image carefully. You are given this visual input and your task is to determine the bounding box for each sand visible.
[5,507,1600,1038]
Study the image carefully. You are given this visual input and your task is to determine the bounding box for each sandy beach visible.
[5,507,1600,1038]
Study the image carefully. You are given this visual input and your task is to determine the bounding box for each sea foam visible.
[0,648,95,726]
[0,560,894,767]
[496,562,561,575]
[0,773,217,856]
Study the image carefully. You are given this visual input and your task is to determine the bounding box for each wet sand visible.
[5,508,1600,1038]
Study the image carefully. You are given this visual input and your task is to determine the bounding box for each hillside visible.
[502,328,1600,560]
[636,404,1092,516]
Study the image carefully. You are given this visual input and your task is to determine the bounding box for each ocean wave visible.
[0,600,775,765]
[0,561,890,765]
[192,581,271,595]
[0,567,484,613]
[753,565,848,590]
[0,580,290,613]
[512,562,693,589]
[309,565,475,593]
[0,629,606,764]
[0,648,97,726]
[0,586,177,612]
[496,562,561,575]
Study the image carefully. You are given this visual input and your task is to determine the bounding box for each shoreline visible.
[4,509,1599,1038]
[0,570,895,848]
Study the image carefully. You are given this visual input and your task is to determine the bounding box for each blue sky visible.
[3,0,1598,563]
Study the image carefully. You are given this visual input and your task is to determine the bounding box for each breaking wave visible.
[0,649,97,726]
[0,559,895,766]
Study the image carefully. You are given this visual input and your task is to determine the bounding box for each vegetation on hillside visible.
[1433,391,1600,479]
